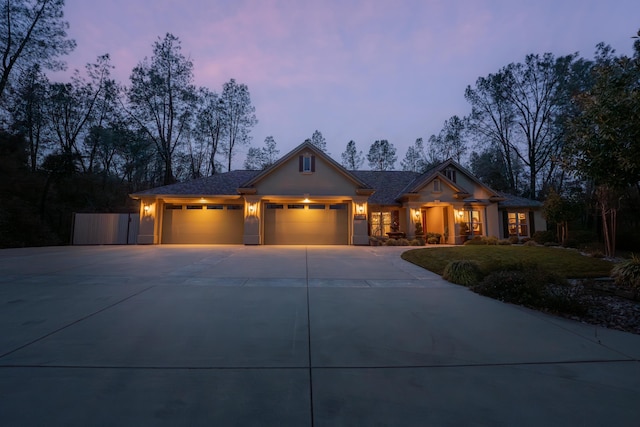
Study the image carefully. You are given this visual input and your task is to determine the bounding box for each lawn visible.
[401,245,613,279]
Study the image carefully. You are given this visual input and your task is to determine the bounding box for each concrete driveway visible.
[0,245,639,426]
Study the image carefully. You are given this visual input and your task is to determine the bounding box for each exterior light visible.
[356,204,365,214]
[248,203,257,214]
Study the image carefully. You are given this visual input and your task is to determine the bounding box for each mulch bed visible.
[560,280,640,335]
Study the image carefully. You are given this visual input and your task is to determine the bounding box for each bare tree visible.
[128,33,197,184]
[220,78,257,172]
[194,87,225,175]
[7,63,48,171]
[0,0,75,101]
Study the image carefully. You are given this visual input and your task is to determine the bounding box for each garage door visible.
[264,203,349,245]
[162,204,244,244]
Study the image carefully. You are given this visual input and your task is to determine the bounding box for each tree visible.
[243,135,279,170]
[220,78,257,172]
[564,40,640,256]
[261,135,278,167]
[7,63,48,171]
[542,189,580,244]
[243,146,264,170]
[469,148,513,192]
[466,53,580,199]
[46,54,116,173]
[0,0,75,101]
[128,33,197,184]
[433,115,467,163]
[194,87,224,175]
[401,137,428,172]
[341,140,363,169]
[309,129,328,153]
[367,139,396,171]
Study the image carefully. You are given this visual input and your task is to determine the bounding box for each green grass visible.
[401,245,613,279]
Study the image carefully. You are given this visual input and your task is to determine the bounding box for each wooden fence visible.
[71,213,139,245]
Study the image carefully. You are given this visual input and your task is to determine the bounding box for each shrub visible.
[442,260,482,286]
[507,236,520,245]
[485,236,499,245]
[427,236,440,244]
[544,241,560,247]
[397,238,411,246]
[472,264,568,308]
[385,238,399,246]
[474,269,545,305]
[426,232,441,240]
[532,230,556,245]
[521,237,531,243]
[409,238,424,246]
[523,240,538,247]
[498,239,512,245]
[611,254,640,292]
[464,235,487,245]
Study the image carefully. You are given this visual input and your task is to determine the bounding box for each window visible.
[226,205,242,210]
[165,204,182,210]
[206,205,223,210]
[508,212,529,237]
[299,154,315,173]
[370,211,392,236]
[266,204,283,209]
[288,204,305,209]
[433,179,442,192]
[308,204,325,210]
[329,204,347,210]
[186,205,202,210]
[456,209,482,236]
[444,168,457,183]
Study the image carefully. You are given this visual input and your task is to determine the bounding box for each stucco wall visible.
[255,151,359,196]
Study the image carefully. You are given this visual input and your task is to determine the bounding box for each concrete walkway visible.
[0,245,639,426]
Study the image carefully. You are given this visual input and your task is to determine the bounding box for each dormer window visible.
[299,154,315,173]
[444,168,456,183]
[433,179,442,192]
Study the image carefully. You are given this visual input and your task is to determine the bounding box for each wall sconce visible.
[142,202,153,218]
[414,209,421,221]
[356,203,365,214]
[247,202,257,215]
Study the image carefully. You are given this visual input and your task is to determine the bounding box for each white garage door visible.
[162,204,244,244]
[264,203,349,245]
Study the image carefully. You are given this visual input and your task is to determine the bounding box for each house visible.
[130,141,545,245]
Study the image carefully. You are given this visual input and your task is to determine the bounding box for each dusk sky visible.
[55,0,639,168]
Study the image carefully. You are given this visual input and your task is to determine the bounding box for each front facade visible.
[130,142,545,245]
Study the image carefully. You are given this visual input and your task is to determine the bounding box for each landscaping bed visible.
[402,246,640,335]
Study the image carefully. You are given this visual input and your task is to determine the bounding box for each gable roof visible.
[238,141,373,193]
[401,159,501,199]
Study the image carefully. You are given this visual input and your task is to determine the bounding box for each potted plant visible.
[414,221,424,238]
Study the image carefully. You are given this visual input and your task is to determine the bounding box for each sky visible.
[53,0,639,168]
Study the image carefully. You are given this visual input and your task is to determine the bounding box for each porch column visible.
[243,195,262,245]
